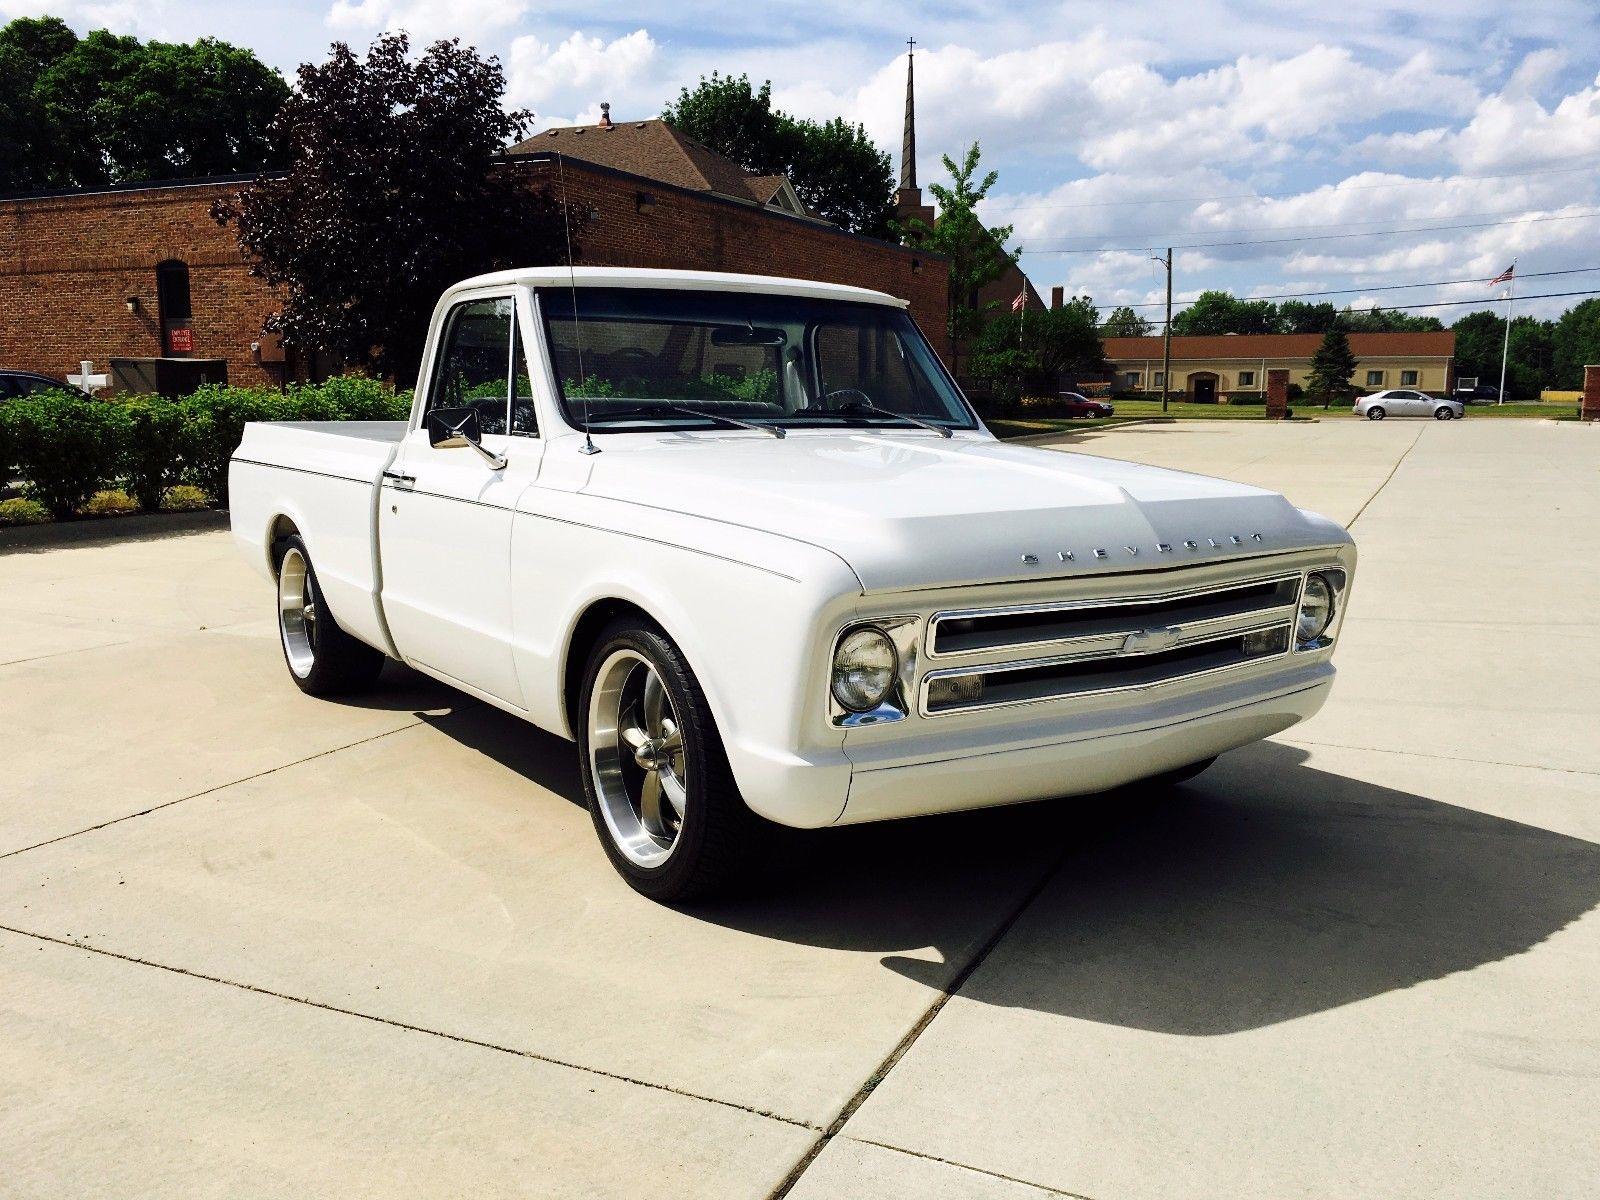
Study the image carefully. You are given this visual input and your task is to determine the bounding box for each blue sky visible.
[14,0,1600,319]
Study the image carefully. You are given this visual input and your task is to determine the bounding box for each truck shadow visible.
[405,688,1600,1037]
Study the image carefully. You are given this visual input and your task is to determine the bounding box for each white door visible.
[379,293,545,706]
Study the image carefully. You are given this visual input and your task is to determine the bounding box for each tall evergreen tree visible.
[1307,328,1359,408]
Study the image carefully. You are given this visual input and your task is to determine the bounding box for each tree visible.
[1277,300,1341,334]
[970,296,1105,406]
[1172,291,1278,336]
[1340,306,1444,333]
[899,143,1019,375]
[662,73,896,236]
[1306,328,1358,408]
[0,16,288,191]
[1448,309,1556,399]
[1102,306,1154,337]
[1552,298,1600,389]
[213,34,570,383]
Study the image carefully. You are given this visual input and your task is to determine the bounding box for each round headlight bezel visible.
[1296,572,1336,645]
[831,626,899,713]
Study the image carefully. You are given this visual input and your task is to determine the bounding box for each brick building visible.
[0,118,947,391]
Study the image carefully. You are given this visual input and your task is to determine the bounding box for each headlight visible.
[831,626,898,712]
[1296,573,1336,645]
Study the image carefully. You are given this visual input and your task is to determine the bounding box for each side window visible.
[815,322,923,412]
[510,313,538,437]
[428,298,513,435]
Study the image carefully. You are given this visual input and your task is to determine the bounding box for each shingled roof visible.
[1102,332,1456,359]
[508,118,816,219]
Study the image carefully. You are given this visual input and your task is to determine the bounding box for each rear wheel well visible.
[563,598,659,736]
[268,515,300,570]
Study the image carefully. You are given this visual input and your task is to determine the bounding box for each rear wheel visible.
[1366,406,1386,420]
[275,535,385,696]
[578,619,763,902]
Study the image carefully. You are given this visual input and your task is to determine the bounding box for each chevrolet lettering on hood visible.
[1032,532,1266,565]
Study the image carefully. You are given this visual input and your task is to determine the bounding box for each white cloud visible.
[506,29,660,124]
[326,0,527,48]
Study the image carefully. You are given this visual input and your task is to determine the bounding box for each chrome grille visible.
[918,570,1304,717]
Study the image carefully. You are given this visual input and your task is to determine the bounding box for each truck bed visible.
[229,420,407,658]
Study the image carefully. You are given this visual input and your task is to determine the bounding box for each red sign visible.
[168,327,194,353]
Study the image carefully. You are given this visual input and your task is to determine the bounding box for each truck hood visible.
[579,431,1346,592]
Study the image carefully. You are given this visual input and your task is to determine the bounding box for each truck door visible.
[379,292,544,706]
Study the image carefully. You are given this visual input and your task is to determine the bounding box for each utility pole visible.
[1496,262,1516,405]
[1153,248,1173,413]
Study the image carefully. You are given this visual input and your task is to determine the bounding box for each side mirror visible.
[427,405,506,469]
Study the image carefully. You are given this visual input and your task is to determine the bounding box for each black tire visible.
[1367,406,1386,420]
[577,618,765,902]
[273,534,385,697]
[1434,407,1454,420]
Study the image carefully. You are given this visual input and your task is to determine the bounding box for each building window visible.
[1365,369,1385,387]
[1237,370,1256,387]
[1124,372,1143,389]
[156,259,193,356]
[1153,371,1165,386]
[1399,369,1418,386]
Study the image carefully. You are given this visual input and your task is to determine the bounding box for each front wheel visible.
[1434,407,1455,420]
[1366,406,1386,420]
[578,620,763,902]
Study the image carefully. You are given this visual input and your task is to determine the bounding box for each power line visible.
[1091,287,1600,331]
[987,154,1600,214]
[1097,265,1600,310]
[1025,208,1600,255]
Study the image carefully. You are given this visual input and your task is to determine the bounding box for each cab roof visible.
[443,266,908,309]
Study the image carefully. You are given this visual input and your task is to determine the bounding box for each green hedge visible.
[0,378,411,520]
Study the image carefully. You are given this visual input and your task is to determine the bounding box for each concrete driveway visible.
[2,419,1596,1198]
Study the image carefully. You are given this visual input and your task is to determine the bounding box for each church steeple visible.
[899,37,918,195]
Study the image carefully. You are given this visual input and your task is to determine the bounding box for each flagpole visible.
[1496,262,1515,405]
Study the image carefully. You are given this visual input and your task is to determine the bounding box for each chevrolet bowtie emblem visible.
[1123,626,1182,654]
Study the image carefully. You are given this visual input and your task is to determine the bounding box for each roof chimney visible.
[598,102,614,129]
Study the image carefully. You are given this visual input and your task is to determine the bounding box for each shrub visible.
[0,497,51,526]
[82,488,140,516]
[178,385,291,505]
[161,484,211,511]
[118,397,189,511]
[5,391,132,520]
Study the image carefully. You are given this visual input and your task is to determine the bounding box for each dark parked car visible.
[0,370,92,401]
[1453,383,1501,404]
[1057,392,1115,417]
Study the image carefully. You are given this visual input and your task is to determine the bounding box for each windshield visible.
[538,287,977,432]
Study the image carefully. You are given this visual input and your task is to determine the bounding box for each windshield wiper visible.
[827,399,953,438]
[594,403,785,438]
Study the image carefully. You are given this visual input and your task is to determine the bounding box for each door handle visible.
[382,469,416,491]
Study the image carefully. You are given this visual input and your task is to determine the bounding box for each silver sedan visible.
[1353,389,1464,420]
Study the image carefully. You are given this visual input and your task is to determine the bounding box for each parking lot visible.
[3,417,1597,1198]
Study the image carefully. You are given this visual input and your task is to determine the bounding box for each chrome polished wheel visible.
[277,546,319,679]
[588,649,688,867]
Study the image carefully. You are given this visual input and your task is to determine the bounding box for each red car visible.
[1057,392,1115,418]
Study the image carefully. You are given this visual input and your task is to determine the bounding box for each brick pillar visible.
[1050,285,1064,310]
[1583,365,1600,421]
[1266,369,1289,419]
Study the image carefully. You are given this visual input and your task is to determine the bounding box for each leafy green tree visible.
[662,73,896,236]
[971,297,1105,406]
[1277,300,1341,334]
[899,143,1019,375]
[1552,298,1600,389]
[1448,310,1554,399]
[1340,306,1444,333]
[0,16,288,190]
[1307,328,1358,408]
[1102,305,1154,337]
[1172,291,1278,335]
[212,34,571,384]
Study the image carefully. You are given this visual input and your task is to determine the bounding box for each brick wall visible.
[0,162,948,389]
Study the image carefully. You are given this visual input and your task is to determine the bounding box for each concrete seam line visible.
[0,922,818,1132]
[0,721,423,862]
[1348,422,1426,530]
[1281,735,1600,778]
[765,846,1071,1200]
[846,1136,1098,1199]
[0,639,139,669]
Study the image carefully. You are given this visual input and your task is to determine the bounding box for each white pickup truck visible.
[231,267,1355,900]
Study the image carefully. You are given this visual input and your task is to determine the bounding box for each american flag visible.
[1012,289,1027,313]
[1490,264,1515,285]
